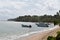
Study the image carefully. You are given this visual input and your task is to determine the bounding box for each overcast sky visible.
[0,0,60,20]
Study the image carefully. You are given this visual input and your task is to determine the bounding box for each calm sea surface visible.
[0,21,54,40]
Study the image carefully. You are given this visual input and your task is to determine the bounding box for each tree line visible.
[8,10,60,23]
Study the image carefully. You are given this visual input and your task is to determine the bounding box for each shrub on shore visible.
[56,31,60,40]
[47,31,60,40]
[54,20,58,25]
[47,36,56,40]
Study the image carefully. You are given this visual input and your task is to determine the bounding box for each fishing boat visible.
[22,24,32,28]
[36,22,49,27]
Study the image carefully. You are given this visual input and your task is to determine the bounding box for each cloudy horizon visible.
[0,0,60,20]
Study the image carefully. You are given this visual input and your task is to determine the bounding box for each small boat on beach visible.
[22,24,32,28]
[36,23,49,27]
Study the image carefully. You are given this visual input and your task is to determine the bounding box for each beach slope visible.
[16,25,60,40]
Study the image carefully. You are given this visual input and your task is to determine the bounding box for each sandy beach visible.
[16,25,60,40]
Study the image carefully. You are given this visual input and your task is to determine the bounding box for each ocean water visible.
[0,21,54,40]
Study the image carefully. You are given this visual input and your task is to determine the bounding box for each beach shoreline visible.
[15,25,60,40]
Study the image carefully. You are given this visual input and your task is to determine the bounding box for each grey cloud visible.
[0,0,60,20]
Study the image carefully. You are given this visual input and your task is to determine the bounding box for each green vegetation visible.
[47,31,60,40]
[56,31,60,40]
[54,20,59,25]
[47,36,56,40]
[8,10,60,25]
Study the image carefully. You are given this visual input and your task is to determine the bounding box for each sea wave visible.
[0,25,59,40]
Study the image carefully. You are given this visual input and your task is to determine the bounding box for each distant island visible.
[8,10,60,24]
